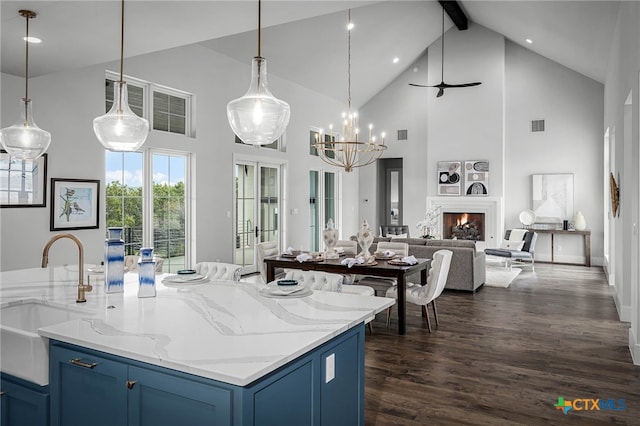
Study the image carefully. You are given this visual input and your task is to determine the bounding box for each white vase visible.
[323,219,339,259]
[356,219,374,261]
[574,211,587,231]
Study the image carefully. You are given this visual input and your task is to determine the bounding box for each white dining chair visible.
[194,262,242,281]
[358,241,409,295]
[385,249,452,332]
[257,241,285,284]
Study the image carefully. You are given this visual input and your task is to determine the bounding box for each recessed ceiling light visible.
[392,57,400,64]
[23,36,42,44]
[347,22,354,30]
[525,38,533,44]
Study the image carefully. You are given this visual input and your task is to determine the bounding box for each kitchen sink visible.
[0,300,92,385]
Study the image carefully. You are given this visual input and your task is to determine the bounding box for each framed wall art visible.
[531,173,574,223]
[437,161,462,196]
[464,160,489,196]
[50,178,100,231]
[0,150,48,207]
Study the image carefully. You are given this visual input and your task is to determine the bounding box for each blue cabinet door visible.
[0,374,49,426]
[127,365,233,426]
[50,344,128,426]
[320,328,364,426]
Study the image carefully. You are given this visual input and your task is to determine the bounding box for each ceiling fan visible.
[409,7,481,97]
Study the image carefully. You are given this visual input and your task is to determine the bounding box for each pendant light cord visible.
[119,0,125,83]
[257,0,262,58]
[347,9,352,113]
[24,12,30,100]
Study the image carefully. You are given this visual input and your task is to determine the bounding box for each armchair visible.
[485,229,537,270]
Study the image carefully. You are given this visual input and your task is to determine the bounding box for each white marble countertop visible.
[0,266,394,386]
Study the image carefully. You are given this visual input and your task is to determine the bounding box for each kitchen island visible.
[0,266,393,426]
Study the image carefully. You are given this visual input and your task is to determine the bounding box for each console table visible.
[532,229,591,267]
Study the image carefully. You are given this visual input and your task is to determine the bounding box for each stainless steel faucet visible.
[41,233,93,303]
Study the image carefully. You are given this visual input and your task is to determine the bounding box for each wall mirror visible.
[0,150,48,208]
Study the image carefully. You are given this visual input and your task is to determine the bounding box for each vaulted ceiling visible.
[1,1,621,107]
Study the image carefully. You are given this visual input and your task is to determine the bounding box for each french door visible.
[234,161,281,274]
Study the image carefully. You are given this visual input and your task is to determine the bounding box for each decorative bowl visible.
[277,279,298,286]
[177,269,197,275]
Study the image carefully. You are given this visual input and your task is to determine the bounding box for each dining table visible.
[264,253,431,335]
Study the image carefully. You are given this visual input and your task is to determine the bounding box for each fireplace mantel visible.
[426,196,504,248]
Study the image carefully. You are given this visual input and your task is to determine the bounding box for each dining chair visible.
[385,249,452,332]
[257,241,285,284]
[358,241,409,295]
[334,240,358,285]
[194,262,242,281]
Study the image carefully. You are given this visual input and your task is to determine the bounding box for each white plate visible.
[259,286,313,298]
[162,274,210,286]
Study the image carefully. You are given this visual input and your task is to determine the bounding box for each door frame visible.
[232,153,288,274]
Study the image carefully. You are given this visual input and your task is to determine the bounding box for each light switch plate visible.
[326,353,335,383]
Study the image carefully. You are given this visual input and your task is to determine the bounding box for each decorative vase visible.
[323,219,339,259]
[137,247,156,298]
[356,219,374,261]
[105,227,125,293]
[574,211,587,231]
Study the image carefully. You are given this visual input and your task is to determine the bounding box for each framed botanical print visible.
[50,178,100,230]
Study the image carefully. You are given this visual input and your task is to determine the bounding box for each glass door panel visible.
[234,162,280,273]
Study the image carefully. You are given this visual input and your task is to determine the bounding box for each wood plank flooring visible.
[364,263,640,425]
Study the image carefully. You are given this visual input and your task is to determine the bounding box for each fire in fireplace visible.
[443,212,485,241]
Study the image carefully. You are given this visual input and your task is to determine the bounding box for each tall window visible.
[309,170,339,251]
[106,150,190,272]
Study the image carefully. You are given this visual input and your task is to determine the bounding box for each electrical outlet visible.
[325,353,335,383]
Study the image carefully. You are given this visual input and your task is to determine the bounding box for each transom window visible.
[104,72,194,137]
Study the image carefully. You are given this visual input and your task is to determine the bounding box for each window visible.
[104,72,194,137]
[105,76,146,118]
[153,89,189,135]
[310,129,335,159]
[106,150,191,272]
[309,169,339,251]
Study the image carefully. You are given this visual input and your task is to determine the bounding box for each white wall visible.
[0,43,358,270]
[505,41,604,265]
[603,1,640,364]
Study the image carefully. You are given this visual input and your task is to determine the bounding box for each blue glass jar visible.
[105,227,125,293]
[137,247,156,298]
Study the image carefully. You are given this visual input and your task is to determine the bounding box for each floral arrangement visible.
[416,205,441,239]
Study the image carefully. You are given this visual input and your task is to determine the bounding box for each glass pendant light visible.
[93,0,149,151]
[227,0,290,146]
[0,10,51,160]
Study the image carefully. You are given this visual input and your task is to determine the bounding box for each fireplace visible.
[426,196,503,248]
[443,212,485,240]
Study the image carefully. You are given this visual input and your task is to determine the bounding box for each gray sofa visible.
[353,236,486,292]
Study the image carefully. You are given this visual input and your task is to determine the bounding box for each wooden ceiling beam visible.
[438,0,469,31]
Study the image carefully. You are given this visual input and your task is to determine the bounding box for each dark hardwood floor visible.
[364,263,640,425]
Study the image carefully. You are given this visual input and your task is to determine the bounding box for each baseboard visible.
[614,293,632,322]
[629,328,640,366]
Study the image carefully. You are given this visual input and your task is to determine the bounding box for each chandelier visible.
[313,9,386,173]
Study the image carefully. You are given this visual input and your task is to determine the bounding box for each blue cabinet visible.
[0,373,49,426]
[50,323,365,426]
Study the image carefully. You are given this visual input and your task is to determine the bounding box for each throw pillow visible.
[389,233,408,239]
[501,240,524,250]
